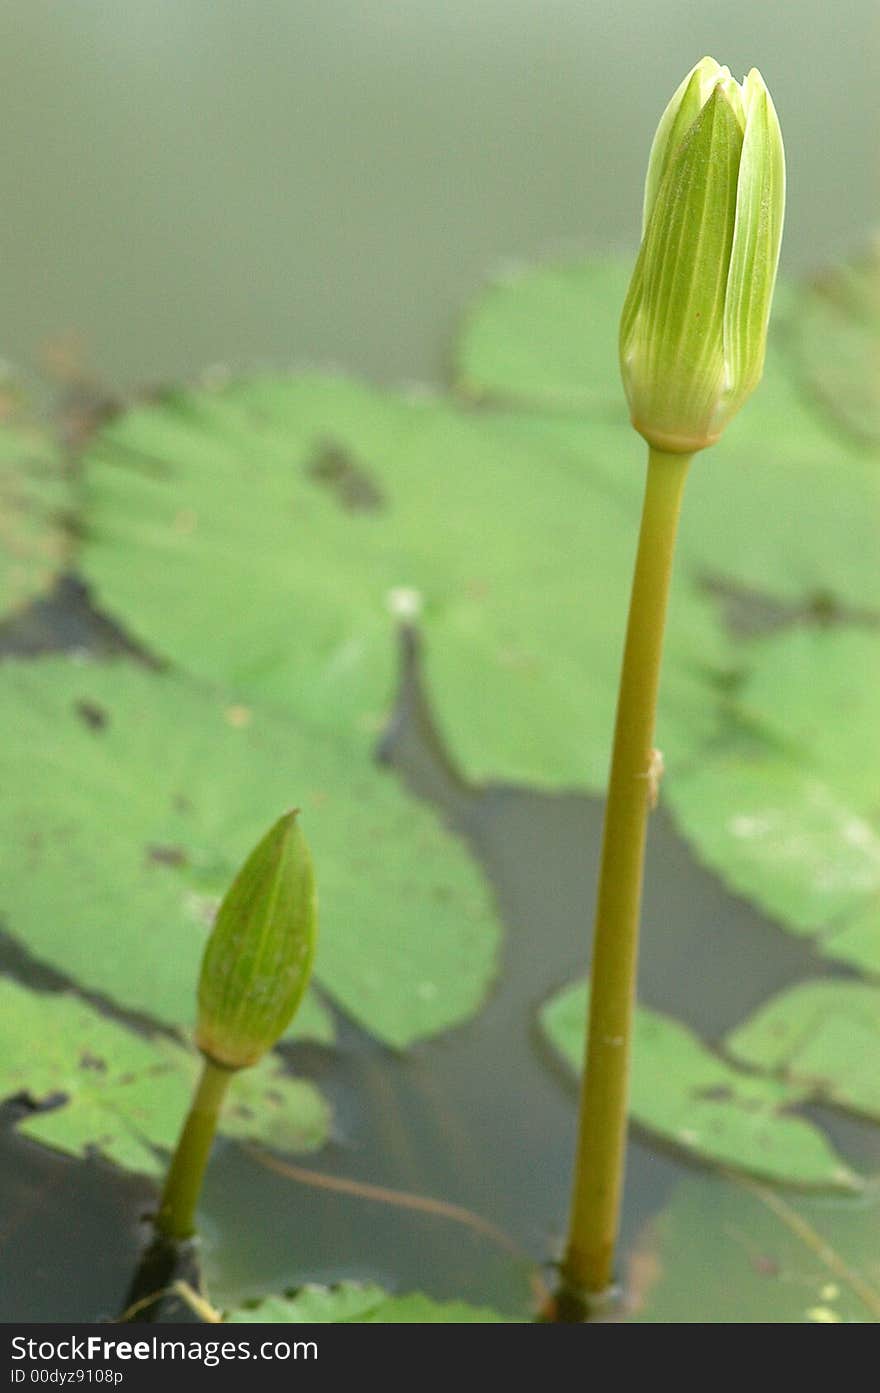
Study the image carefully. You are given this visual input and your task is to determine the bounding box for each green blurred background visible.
[0,0,876,391]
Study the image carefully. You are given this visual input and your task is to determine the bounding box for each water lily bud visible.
[620,58,785,453]
[196,810,317,1069]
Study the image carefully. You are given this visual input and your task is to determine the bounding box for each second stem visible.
[561,445,692,1302]
[156,1056,233,1240]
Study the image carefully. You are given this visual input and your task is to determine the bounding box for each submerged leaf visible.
[632,1173,880,1323]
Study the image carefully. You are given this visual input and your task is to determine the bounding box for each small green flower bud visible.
[196,810,317,1069]
[620,58,785,453]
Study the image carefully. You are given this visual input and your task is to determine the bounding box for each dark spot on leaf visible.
[232,1104,255,1121]
[78,1052,107,1073]
[117,1074,136,1086]
[701,573,880,638]
[173,793,193,815]
[146,844,188,869]
[750,1253,780,1277]
[264,1089,283,1105]
[307,440,386,512]
[695,1085,734,1103]
[75,699,109,731]
[793,245,880,447]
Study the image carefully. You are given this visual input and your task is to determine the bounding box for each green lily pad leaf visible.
[224,1281,510,1323]
[540,979,858,1189]
[456,253,880,613]
[824,902,880,979]
[666,628,880,974]
[455,257,632,411]
[75,258,877,810]
[667,755,880,960]
[677,363,879,611]
[225,1282,388,1323]
[539,335,880,613]
[738,628,880,812]
[273,991,333,1048]
[631,1174,880,1323]
[0,659,500,1048]
[0,377,69,619]
[79,374,727,792]
[726,981,880,1122]
[0,976,328,1175]
[790,240,880,447]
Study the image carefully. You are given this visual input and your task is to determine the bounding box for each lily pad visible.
[224,1281,510,1323]
[0,376,69,620]
[540,979,858,1189]
[790,239,880,447]
[667,754,880,960]
[455,252,880,612]
[676,361,879,612]
[631,1173,880,1323]
[0,658,500,1048]
[76,258,877,807]
[78,374,727,792]
[737,627,880,812]
[726,981,880,1122]
[0,976,328,1175]
[455,256,631,412]
[666,627,880,974]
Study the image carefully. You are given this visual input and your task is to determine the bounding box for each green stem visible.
[560,445,692,1304]
[156,1055,234,1240]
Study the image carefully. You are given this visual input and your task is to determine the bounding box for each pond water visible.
[0,0,877,1324]
[0,1,876,390]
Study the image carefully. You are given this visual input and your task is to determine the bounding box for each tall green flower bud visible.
[620,58,785,453]
[196,810,317,1069]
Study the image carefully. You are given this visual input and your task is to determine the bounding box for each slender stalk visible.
[156,1056,234,1240]
[560,445,692,1305]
